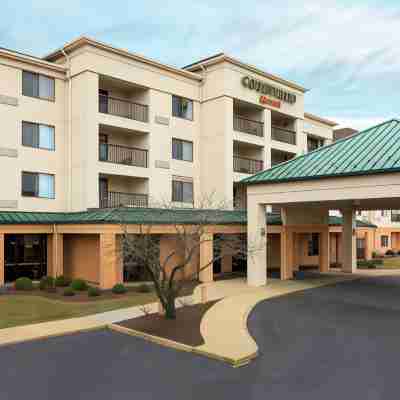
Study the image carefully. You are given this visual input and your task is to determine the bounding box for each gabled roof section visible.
[183,52,307,93]
[43,36,202,82]
[242,119,400,185]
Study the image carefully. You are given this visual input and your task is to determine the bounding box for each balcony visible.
[99,94,148,123]
[271,126,296,145]
[233,115,264,137]
[99,191,148,208]
[233,156,264,174]
[99,143,148,168]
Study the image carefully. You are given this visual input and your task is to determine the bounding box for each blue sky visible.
[2,0,400,129]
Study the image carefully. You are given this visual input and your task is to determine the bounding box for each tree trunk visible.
[164,296,176,319]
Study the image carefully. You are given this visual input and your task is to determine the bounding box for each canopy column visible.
[99,233,123,289]
[199,233,213,283]
[342,209,356,273]
[0,234,4,286]
[319,227,330,273]
[247,201,267,286]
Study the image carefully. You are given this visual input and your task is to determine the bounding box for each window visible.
[308,233,319,256]
[22,122,55,150]
[307,135,324,152]
[172,95,193,120]
[392,210,400,222]
[381,235,389,248]
[172,138,193,162]
[21,172,55,199]
[172,179,193,203]
[22,71,55,101]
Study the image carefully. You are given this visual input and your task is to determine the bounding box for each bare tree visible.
[118,196,260,319]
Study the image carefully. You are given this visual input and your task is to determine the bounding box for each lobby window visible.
[172,138,193,162]
[172,179,193,203]
[308,233,319,256]
[22,122,55,151]
[22,71,55,101]
[21,172,55,199]
[172,95,193,120]
[307,135,324,152]
[381,235,389,248]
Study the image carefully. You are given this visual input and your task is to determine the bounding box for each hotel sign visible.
[241,76,297,106]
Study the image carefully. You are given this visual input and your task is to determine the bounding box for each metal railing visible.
[99,191,148,208]
[99,94,149,123]
[233,156,263,174]
[99,143,148,168]
[233,115,264,137]
[271,126,297,145]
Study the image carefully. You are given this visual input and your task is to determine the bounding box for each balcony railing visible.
[271,126,297,145]
[233,156,264,174]
[99,143,148,168]
[233,115,264,137]
[99,94,149,123]
[99,191,148,208]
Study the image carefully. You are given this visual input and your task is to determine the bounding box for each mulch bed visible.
[117,300,218,347]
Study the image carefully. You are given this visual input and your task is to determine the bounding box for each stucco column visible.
[280,227,294,280]
[199,233,213,283]
[0,234,4,286]
[247,202,267,286]
[99,233,123,289]
[319,227,330,273]
[342,209,357,273]
[365,230,374,260]
[47,233,64,278]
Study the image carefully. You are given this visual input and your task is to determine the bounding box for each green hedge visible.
[112,283,127,294]
[70,279,88,291]
[15,277,33,291]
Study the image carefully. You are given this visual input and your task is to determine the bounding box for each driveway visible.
[2,275,400,399]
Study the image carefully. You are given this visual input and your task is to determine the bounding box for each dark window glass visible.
[172,95,193,120]
[381,236,389,248]
[308,233,319,256]
[21,172,37,197]
[172,180,193,203]
[22,122,39,148]
[172,138,193,162]
[22,71,54,100]
[99,89,109,113]
[307,136,324,152]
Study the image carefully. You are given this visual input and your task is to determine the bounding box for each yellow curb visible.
[0,325,107,348]
[108,323,251,367]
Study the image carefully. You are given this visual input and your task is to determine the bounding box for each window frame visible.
[22,70,55,102]
[172,138,193,162]
[22,121,55,151]
[21,171,55,199]
[172,179,194,203]
[172,95,194,121]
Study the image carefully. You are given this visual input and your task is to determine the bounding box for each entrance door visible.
[357,238,366,259]
[99,178,109,208]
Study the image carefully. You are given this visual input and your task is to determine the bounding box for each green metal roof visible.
[0,208,375,228]
[242,119,400,184]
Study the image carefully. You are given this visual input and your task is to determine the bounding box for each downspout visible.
[61,49,72,211]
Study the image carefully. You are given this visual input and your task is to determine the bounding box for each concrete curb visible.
[108,323,254,368]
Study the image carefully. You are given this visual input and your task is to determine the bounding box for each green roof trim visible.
[0,208,376,228]
[242,119,400,185]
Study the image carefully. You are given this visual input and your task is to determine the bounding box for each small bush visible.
[55,275,71,287]
[386,249,395,256]
[70,279,88,291]
[15,277,33,291]
[357,260,377,269]
[112,283,127,294]
[39,276,55,291]
[63,287,75,297]
[136,283,152,293]
[88,287,101,297]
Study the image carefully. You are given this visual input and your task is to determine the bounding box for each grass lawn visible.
[0,292,157,330]
[380,257,400,269]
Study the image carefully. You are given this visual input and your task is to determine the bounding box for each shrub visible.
[136,283,152,293]
[88,287,101,297]
[357,260,377,269]
[55,275,71,287]
[63,287,75,297]
[112,283,127,294]
[39,276,55,291]
[386,249,395,256]
[372,251,379,259]
[70,279,88,291]
[15,277,33,291]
